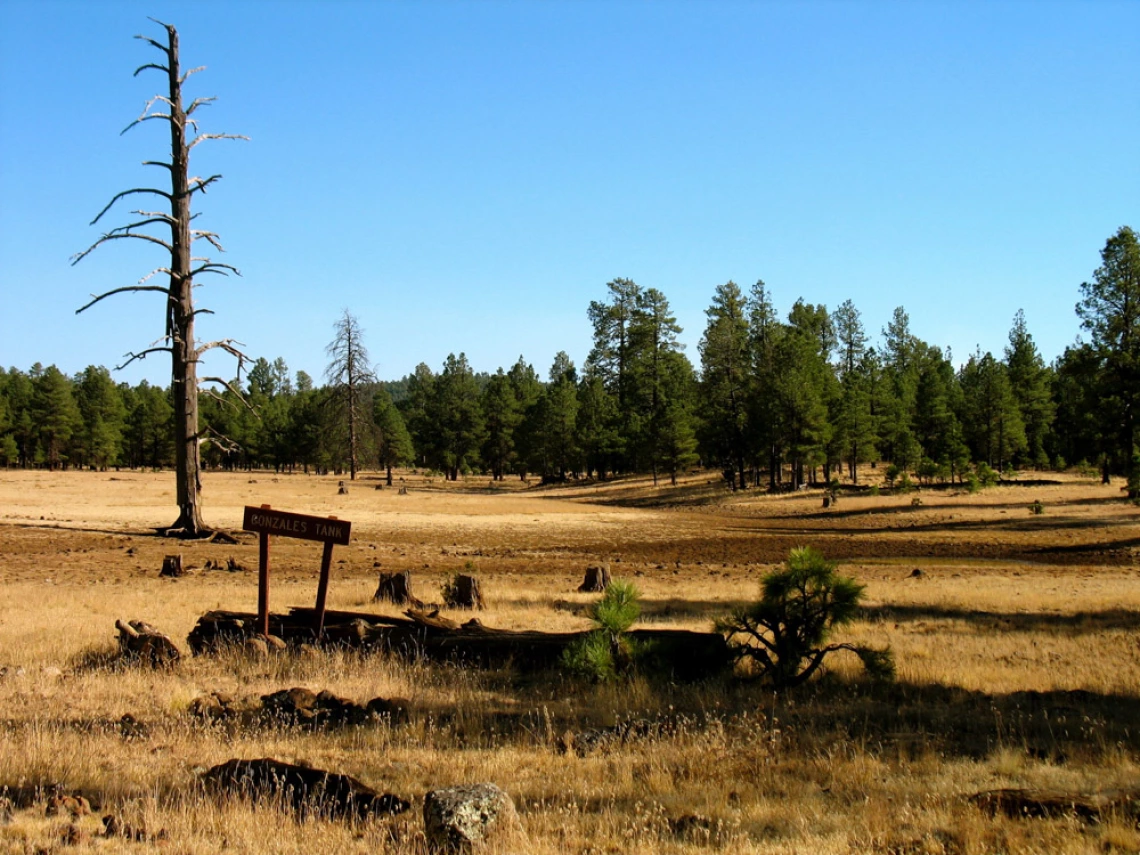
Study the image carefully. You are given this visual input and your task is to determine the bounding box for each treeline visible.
[4,226,1137,487]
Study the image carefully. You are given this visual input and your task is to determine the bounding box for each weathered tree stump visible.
[338,484,349,495]
[373,570,423,607]
[398,486,409,495]
[115,619,181,667]
[444,575,484,610]
[578,565,611,592]
[159,555,184,577]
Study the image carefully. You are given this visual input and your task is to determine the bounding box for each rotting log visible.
[186,607,729,679]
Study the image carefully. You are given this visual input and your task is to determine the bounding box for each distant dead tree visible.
[325,310,377,481]
[72,19,247,537]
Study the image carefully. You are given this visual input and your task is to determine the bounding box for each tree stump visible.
[578,565,611,592]
[159,555,185,577]
[444,575,485,610]
[373,570,423,607]
[115,619,181,667]
[338,484,349,495]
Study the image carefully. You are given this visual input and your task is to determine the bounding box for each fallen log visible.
[187,607,729,679]
[116,619,181,667]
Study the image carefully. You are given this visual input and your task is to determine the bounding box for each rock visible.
[968,788,1140,822]
[243,637,270,659]
[102,814,167,842]
[423,783,523,854]
[60,823,90,846]
[366,696,411,726]
[46,794,91,817]
[115,619,181,668]
[260,687,369,728]
[203,758,409,820]
[577,565,611,593]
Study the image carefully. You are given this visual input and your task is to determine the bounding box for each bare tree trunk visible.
[167,28,205,535]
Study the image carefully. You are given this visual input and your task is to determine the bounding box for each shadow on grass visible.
[859,603,1140,635]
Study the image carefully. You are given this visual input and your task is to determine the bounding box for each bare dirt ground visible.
[1,468,1138,853]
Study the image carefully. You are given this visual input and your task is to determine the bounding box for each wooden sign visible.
[242,504,352,639]
[243,506,351,545]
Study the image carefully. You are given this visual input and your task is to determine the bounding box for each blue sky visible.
[1,0,1136,386]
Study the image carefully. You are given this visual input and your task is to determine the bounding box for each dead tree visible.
[72,19,246,537]
[324,311,376,481]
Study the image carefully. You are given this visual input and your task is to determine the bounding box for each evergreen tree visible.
[1075,226,1140,489]
[427,353,485,480]
[507,357,543,480]
[32,366,80,470]
[373,386,413,485]
[748,281,785,488]
[832,299,877,483]
[1005,310,1055,469]
[74,365,125,469]
[480,369,522,481]
[879,307,921,470]
[698,281,752,489]
[576,366,622,480]
[960,350,1026,471]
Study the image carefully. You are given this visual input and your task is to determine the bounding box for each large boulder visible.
[423,783,523,853]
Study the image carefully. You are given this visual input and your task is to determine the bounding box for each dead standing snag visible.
[72,20,247,538]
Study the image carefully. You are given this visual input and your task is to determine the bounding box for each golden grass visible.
[0,468,1137,852]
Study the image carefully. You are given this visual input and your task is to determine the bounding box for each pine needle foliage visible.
[562,580,642,682]
[717,546,894,689]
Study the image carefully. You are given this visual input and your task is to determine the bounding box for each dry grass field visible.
[0,467,1138,853]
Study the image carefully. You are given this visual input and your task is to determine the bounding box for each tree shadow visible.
[774,676,1138,761]
[859,603,1140,635]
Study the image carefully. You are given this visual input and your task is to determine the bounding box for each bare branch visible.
[142,160,174,171]
[200,378,258,416]
[188,175,222,195]
[115,346,173,371]
[136,266,174,285]
[190,262,241,278]
[199,423,243,453]
[71,232,174,265]
[89,187,171,225]
[192,230,225,252]
[133,32,170,55]
[105,217,174,239]
[196,339,248,361]
[186,96,216,115]
[75,284,169,315]
[187,132,249,151]
[180,65,206,84]
[129,209,176,224]
[190,308,216,318]
[132,62,168,77]
[121,111,171,135]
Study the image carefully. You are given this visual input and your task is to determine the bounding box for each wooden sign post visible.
[242,505,352,639]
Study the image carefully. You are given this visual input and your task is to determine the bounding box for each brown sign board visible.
[243,506,351,545]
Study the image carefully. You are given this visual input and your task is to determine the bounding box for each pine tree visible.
[699,281,752,489]
[1075,226,1140,489]
[1005,310,1055,469]
[32,366,80,470]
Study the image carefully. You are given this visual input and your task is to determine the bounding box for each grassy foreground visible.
[0,468,1137,853]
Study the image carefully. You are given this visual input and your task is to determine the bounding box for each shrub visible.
[562,580,642,682]
[884,464,900,488]
[716,547,894,690]
[897,473,915,493]
[975,462,999,488]
[868,485,880,497]
[1029,499,1044,515]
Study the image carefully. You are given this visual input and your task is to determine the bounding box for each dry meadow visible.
[0,467,1138,853]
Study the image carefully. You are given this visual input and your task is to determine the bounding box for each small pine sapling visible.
[716,546,894,690]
